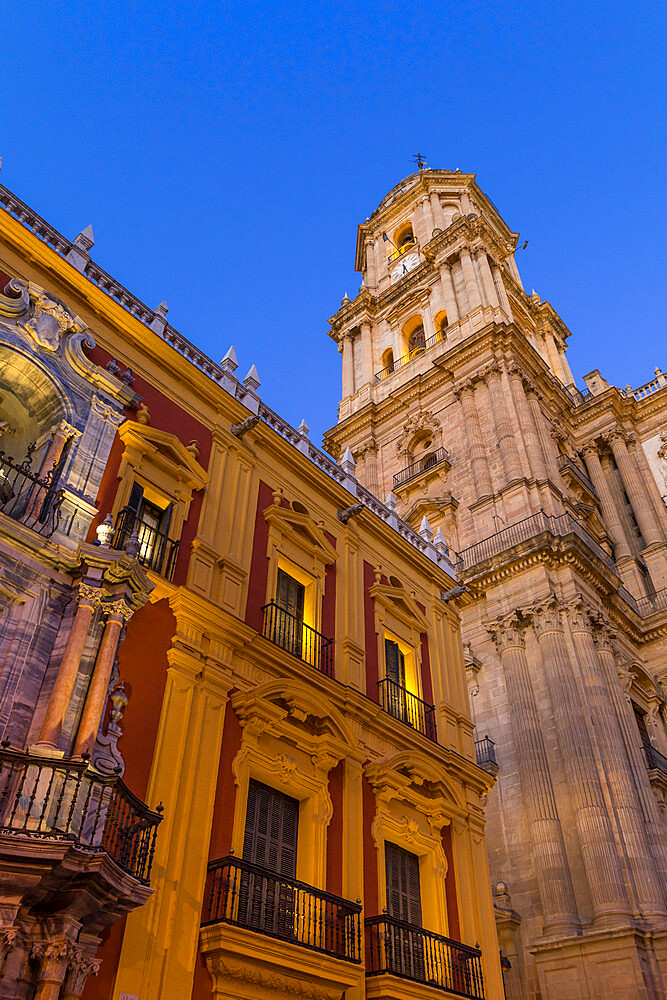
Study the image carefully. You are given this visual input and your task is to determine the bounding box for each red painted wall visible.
[442,824,461,941]
[326,761,344,897]
[84,342,211,583]
[321,531,337,642]
[81,598,175,998]
[245,480,273,631]
[363,561,379,702]
[419,632,434,706]
[362,775,379,918]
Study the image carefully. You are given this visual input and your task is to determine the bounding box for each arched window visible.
[434,310,448,341]
[407,324,425,356]
[393,224,416,257]
[422,451,438,472]
[382,348,394,376]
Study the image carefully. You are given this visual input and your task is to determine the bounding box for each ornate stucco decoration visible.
[22,287,80,351]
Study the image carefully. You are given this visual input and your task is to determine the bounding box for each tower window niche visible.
[434,310,448,341]
[402,316,426,359]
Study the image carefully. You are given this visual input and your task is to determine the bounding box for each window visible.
[385,842,425,980]
[240,779,299,938]
[382,348,395,375]
[274,568,305,657]
[408,326,426,355]
[114,481,177,578]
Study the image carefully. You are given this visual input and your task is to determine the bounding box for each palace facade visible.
[323,169,667,999]
[0,182,503,1000]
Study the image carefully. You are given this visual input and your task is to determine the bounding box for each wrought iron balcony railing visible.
[378,678,437,742]
[0,451,64,538]
[203,856,362,962]
[262,601,334,677]
[0,746,163,883]
[375,331,443,382]
[642,744,667,777]
[393,448,450,490]
[387,238,418,264]
[474,736,498,772]
[365,915,485,999]
[454,510,616,575]
[113,507,179,580]
[635,588,667,617]
[558,455,598,498]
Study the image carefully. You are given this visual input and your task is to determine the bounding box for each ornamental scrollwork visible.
[486,614,527,653]
[528,598,564,639]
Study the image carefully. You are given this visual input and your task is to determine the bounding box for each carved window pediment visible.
[118,421,208,493]
[264,504,337,567]
[370,583,429,633]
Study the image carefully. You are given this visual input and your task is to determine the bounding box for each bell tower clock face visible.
[390,252,419,283]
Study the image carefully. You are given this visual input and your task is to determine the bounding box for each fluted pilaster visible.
[567,598,666,921]
[529,598,631,925]
[457,381,492,498]
[486,366,522,485]
[509,369,547,482]
[581,444,632,560]
[608,429,662,547]
[487,615,579,934]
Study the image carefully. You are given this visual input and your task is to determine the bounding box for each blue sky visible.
[2,2,665,444]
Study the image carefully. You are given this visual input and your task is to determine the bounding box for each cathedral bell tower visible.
[324,169,667,1000]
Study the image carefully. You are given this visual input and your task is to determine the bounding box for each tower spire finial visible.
[412,152,428,170]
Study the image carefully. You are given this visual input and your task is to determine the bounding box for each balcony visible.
[635,588,667,616]
[378,678,437,742]
[558,455,598,499]
[203,856,362,962]
[642,744,667,778]
[262,600,334,677]
[474,737,498,775]
[454,510,616,575]
[113,507,179,580]
[0,450,64,538]
[387,238,418,264]
[393,448,451,490]
[0,746,163,883]
[375,331,443,382]
[365,915,485,999]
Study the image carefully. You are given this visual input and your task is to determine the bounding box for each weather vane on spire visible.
[412,152,429,170]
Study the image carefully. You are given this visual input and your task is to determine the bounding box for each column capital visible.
[103,599,134,624]
[486,614,528,653]
[527,597,565,638]
[78,583,104,609]
[581,442,600,460]
[563,595,596,632]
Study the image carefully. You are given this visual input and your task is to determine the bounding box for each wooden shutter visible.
[385,841,423,926]
[634,706,652,752]
[384,639,406,687]
[276,569,305,621]
[243,779,298,878]
[126,481,145,516]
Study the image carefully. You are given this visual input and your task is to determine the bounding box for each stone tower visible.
[324,168,667,999]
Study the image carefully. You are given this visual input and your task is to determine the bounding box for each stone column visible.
[544,333,564,382]
[567,599,667,921]
[340,334,355,398]
[592,628,667,897]
[364,238,377,289]
[73,601,131,757]
[61,950,100,1000]
[581,444,632,560]
[487,616,579,934]
[457,381,492,498]
[439,262,460,324]
[25,422,79,519]
[36,585,101,749]
[359,320,373,385]
[429,191,445,230]
[414,197,432,245]
[529,599,631,925]
[33,940,70,1000]
[527,388,560,481]
[509,370,547,482]
[459,248,482,311]
[475,250,500,308]
[485,366,522,485]
[492,263,512,318]
[608,430,662,547]
[627,434,667,533]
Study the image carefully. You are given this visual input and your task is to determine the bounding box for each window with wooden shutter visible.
[385,842,425,981]
[385,841,422,926]
[240,780,299,939]
[275,569,305,656]
[384,639,408,723]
